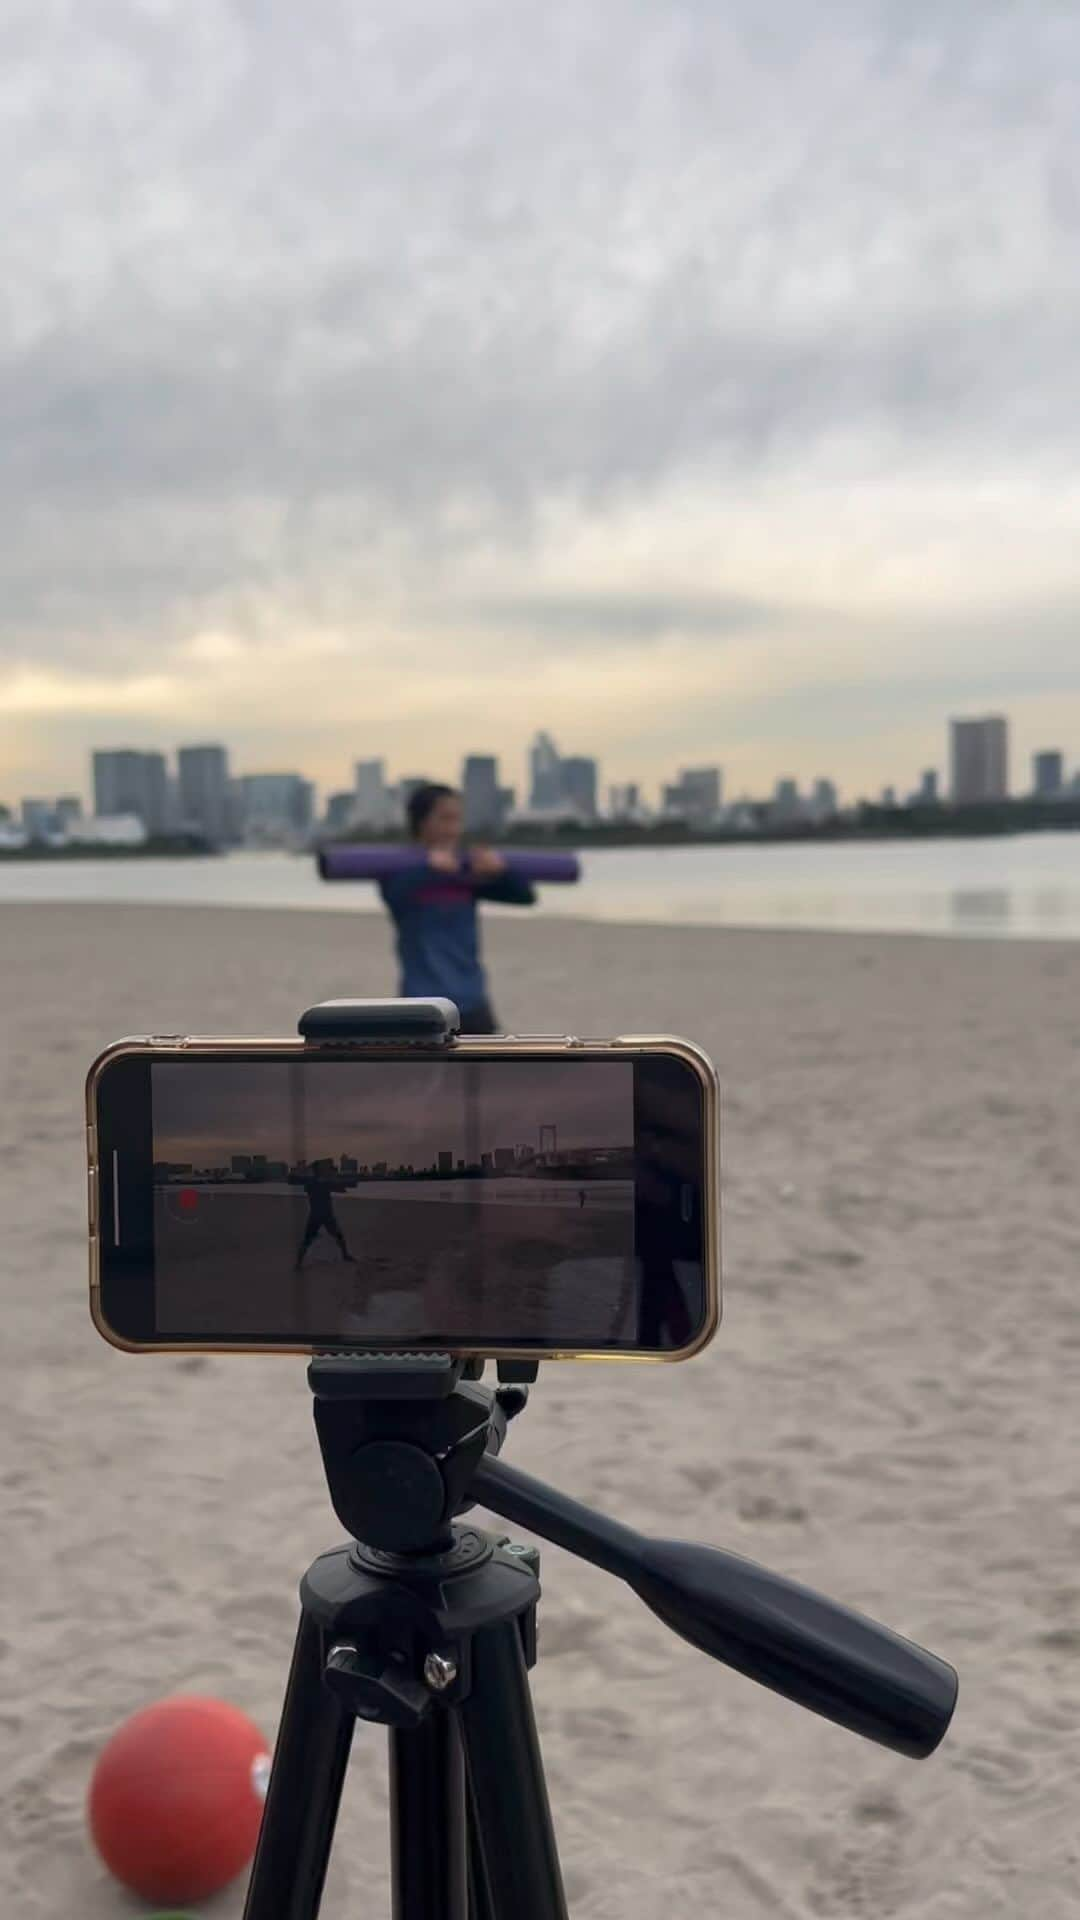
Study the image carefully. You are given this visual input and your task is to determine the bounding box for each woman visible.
[378,783,536,1034]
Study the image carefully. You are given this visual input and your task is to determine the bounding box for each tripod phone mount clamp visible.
[241,999,959,1920]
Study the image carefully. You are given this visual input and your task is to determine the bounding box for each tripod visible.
[240,1002,957,1919]
[241,1352,956,1920]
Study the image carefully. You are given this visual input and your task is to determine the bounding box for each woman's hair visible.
[407,782,458,837]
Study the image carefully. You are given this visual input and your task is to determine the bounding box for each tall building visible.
[238,774,315,841]
[325,791,358,832]
[529,732,562,810]
[354,759,388,827]
[164,774,181,835]
[950,717,1008,805]
[685,768,722,814]
[663,767,722,822]
[1033,750,1064,798]
[225,779,246,842]
[144,754,168,832]
[55,796,83,832]
[809,778,839,819]
[462,755,502,832]
[916,769,939,805]
[609,783,641,819]
[93,749,169,834]
[772,778,802,822]
[681,768,722,818]
[177,744,231,845]
[559,756,598,819]
[20,799,55,840]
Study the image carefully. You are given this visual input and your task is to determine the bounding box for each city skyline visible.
[8,707,1080,828]
[155,1137,633,1183]
[7,712,1080,848]
[3,8,1080,810]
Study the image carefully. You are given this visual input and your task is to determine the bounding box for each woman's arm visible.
[474,870,537,907]
[468,847,537,907]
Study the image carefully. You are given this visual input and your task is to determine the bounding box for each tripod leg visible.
[458,1621,569,1920]
[390,1713,468,1920]
[466,1785,497,1920]
[243,1609,354,1920]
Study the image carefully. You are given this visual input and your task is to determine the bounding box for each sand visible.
[2,899,1079,1917]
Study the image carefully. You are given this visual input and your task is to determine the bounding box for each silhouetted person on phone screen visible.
[378,784,536,1035]
[292,1161,355,1269]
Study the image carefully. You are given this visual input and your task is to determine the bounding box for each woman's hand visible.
[468,845,506,879]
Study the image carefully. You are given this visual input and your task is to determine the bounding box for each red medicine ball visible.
[88,1694,270,1904]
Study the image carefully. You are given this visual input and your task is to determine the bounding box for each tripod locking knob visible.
[423,1650,459,1692]
[324,1641,432,1729]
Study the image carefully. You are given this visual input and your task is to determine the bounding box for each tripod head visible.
[308,1353,956,1761]
[310,1352,525,1552]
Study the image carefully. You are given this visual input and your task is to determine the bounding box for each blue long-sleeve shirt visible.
[379,859,536,1011]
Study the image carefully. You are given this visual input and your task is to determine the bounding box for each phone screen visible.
[94,1050,714,1355]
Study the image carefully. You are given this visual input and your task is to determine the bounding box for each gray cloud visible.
[449,592,783,641]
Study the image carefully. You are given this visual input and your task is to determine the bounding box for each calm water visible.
[1,834,1079,940]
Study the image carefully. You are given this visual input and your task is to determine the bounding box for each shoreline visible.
[5,806,1080,863]
[3,892,1079,951]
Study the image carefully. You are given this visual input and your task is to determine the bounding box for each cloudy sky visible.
[4,0,1079,806]
[154,1058,633,1163]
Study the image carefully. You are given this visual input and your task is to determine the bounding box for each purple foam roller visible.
[318,844,580,884]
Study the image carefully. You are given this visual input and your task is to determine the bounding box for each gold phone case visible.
[86,1034,721,1363]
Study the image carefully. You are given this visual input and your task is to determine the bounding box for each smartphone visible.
[86,1035,720,1361]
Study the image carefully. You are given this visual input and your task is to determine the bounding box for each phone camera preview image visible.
[94,1048,717,1358]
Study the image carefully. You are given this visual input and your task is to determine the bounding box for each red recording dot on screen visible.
[178,1188,199,1214]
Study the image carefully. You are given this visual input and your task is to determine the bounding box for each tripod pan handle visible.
[473,1457,956,1759]
[632,1537,956,1758]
